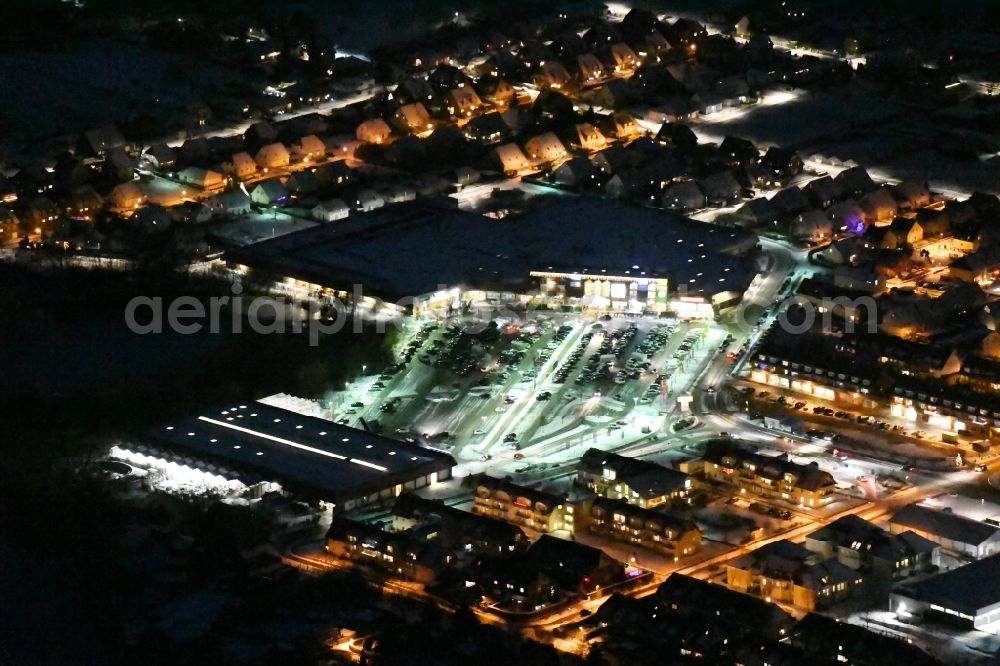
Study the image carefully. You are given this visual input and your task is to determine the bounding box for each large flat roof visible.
[226,198,758,300]
[891,503,1000,547]
[896,553,1000,616]
[143,402,455,501]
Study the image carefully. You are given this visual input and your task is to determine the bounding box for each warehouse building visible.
[226,198,759,316]
[889,503,1000,558]
[891,553,1000,633]
[130,402,455,512]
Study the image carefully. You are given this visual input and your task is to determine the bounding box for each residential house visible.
[354,189,386,212]
[392,493,527,555]
[205,189,253,217]
[243,121,278,152]
[803,176,844,209]
[792,209,834,242]
[533,61,572,89]
[103,147,137,182]
[462,113,509,144]
[0,207,21,242]
[770,186,811,218]
[663,180,706,210]
[254,143,291,170]
[605,161,682,201]
[311,199,350,222]
[64,186,103,220]
[653,573,796,642]
[553,157,599,189]
[726,539,864,610]
[578,448,690,508]
[883,217,924,249]
[314,161,354,188]
[383,184,416,204]
[735,197,779,229]
[586,497,701,559]
[324,516,448,584]
[833,264,885,294]
[859,188,898,224]
[702,440,837,508]
[392,102,433,135]
[760,146,803,183]
[178,167,226,191]
[109,182,146,210]
[827,199,867,235]
[79,124,127,157]
[651,96,699,123]
[0,175,17,204]
[290,134,326,163]
[221,152,258,180]
[950,245,1000,283]
[285,170,321,196]
[23,196,60,232]
[608,42,640,73]
[588,79,642,109]
[641,30,672,59]
[356,118,393,144]
[894,180,931,210]
[577,52,605,83]
[473,475,574,534]
[522,534,625,595]
[590,144,631,176]
[132,204,172,230]
[572,123,609,152]
[447,86,483,118]
[804,515,938,578]
[494,143,532,175]
[524,132,568,164]
[654,122,699,153]
[835,165,876,198]
[791,612,941,665]
[692,91,726,115]
[719,136,759,168]
[714,76,751,106]
[249,178,289,206]
[600,111,645,143]
[475,76,515,109]
[699,170,742,205]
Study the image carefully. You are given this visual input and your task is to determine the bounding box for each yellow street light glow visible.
[197,416,388,472]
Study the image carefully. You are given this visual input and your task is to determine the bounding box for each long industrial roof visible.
[226,198,759,300]
[144,402,455,500]
[896,552,1000,615]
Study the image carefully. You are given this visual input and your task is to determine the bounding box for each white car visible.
[474,428,486,435]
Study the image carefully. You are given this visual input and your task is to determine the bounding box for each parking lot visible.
[327,313,726,474]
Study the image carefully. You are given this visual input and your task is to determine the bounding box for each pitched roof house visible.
[254,143,291,170]
[290,134,327,163]
[249,178,289,205]
[524,132,569,163]
[355,118,393,144]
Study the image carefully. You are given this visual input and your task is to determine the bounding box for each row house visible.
[578,448,691,508]
[473,475,574,533]
[586,497,702,560]
[702,441,836,508]
[325,516,450,584]
[726,540,864,611]
[891,376,1000,434]
[804,515,938,579]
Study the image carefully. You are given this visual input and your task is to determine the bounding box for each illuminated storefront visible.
[532,270,670,314]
